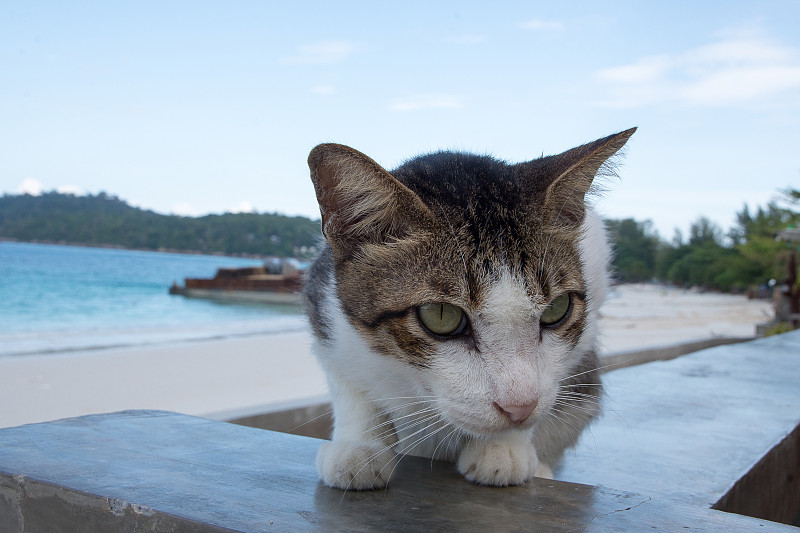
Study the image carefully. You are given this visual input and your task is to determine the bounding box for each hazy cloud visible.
[389,94,463,112]
[597,30,800,108]
[229,201,256,214]
[284,41,357,64]
[171,203,199,217]
[17,178,43,196]
[15,179,83,197]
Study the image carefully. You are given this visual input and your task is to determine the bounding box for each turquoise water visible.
[0,242,307,356]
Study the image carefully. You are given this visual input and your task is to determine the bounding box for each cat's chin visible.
[436,396,544,436]
[448,411,538,439]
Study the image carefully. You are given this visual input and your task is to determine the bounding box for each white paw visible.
[457,435,538,486]
[316,440,397,490]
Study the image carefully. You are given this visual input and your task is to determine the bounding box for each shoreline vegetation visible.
[0,191,321,259]
[2,188,799,293]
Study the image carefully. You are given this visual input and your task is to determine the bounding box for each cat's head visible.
[308,129,634,436]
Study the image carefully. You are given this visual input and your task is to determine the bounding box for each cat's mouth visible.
[441,401,540,437]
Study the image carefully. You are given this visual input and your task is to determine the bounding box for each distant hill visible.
[0,192,322,258]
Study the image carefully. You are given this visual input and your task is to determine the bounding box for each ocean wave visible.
[0,316,308,358]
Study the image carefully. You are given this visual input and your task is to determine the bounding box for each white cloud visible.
[389,94,463,112]
[171,203,200,217]
[284,41,357,64]
[519,19,564,32]
[229,201,256,214]
[596,31,800,108]
[17,178,43,196]
[598,55,672,84]
[682,65,800,105]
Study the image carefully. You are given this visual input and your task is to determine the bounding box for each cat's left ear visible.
[307,143,433,257]
[524,128,636,230]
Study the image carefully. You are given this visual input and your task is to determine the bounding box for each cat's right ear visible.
[524,128,636,232]
[308,143,432,257]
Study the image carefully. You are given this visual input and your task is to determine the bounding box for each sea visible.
[0,242,308,357]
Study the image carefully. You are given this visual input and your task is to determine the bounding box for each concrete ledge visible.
[225,401,332,440]
[714,422,800,524]
[600,336,754,371]
[0,410,795,532]
[208,395,333,440]
[557,330,800,524]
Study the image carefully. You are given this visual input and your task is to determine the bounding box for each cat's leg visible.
[456,429,539,486]
[316,382,398,490]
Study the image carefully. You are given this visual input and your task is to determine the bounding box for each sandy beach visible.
[0,284,774,429]
[598,284,774,352]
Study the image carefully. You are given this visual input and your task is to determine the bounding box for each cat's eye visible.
[540,293,572,327]
[417,303,466,337]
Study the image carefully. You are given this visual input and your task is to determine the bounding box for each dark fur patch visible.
[305,130,634,366]
[302,245,334,342]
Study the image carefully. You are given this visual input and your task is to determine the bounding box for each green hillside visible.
[0,192,321,258]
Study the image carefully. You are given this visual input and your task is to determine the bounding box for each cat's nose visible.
[494,400,538,424]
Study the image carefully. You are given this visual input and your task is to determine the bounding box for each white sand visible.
[0,284,774,429]
[599,284,773,353]
[0,332,328,429]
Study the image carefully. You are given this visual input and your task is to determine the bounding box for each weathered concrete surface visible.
[600,335,753,371]
[0,475,236,533]
[556,329,800,523]
[1,410,795,532]
[224,398,333,440]
[714,422,800,524]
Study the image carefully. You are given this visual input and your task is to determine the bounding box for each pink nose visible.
[494,400,538,424]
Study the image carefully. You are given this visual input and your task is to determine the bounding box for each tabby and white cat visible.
[303,128,635,490]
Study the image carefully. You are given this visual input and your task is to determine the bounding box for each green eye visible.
[540,293,571,327]
[418,303,466,336]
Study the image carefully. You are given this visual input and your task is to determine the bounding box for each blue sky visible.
[2,1,799,239]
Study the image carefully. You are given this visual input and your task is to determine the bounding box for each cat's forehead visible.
[480,268,542,317]
[405,232,582,313]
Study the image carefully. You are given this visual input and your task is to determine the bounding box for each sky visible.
[2,1,799,240]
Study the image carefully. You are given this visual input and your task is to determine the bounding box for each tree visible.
[605,218,659,282]
[688,217,723,246]
[731,200,798,285]
[660,217,743,290]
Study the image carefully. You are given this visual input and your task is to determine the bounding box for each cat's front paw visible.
[316,439,397,490]
[457,434,538,486]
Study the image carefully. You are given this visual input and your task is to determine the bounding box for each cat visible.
[302,128,635,490]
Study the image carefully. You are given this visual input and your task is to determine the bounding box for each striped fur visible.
[303,128,635,489]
